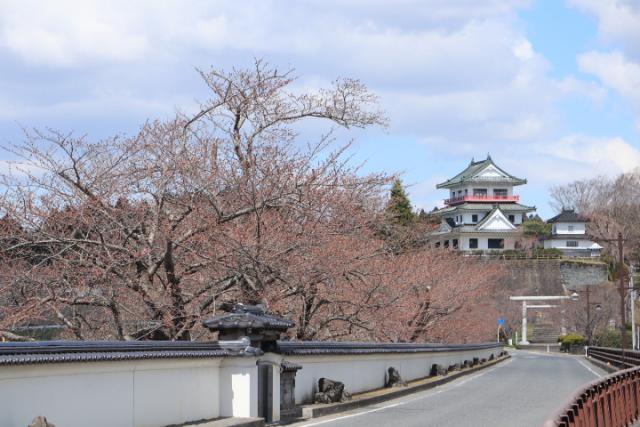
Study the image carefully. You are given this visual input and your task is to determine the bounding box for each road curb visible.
[298,353,511,419]
[171,417,265,427]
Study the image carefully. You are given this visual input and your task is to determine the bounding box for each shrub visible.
[558,333,586,352]
[592,329,633,348]
[533,248,563,258]
[503,249,525,258]
[558,333,586,345]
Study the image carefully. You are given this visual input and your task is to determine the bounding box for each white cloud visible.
[0,1,149,66]
[556,76,607,101]
[578,50,640,105]
[569,0,640,59]
[513,39,534,61]
[0,0,561,144]
[524,134,640,184]
[1,0,633,215]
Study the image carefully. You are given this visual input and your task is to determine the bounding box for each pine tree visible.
[386,179,415,226]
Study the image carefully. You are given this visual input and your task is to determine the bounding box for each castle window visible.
[473,188,487,196]
[469,238,478,249]
[494,189,508,197]
[488,238,504,249]
[508,215,515,223]
[568,225,574,232]
[472,214,478,222]
[566,241,578,247]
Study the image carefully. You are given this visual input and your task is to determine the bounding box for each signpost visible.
[497,318,505,343]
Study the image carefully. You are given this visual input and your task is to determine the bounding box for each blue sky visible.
[1,0,639,218]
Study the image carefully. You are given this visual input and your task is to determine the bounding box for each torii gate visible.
[510,295,578,345]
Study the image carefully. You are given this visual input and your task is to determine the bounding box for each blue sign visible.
[497,318,505,326]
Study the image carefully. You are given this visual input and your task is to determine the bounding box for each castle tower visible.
[429,155,535,251]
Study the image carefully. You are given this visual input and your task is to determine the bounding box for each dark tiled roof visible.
[203,304,295,332]
[436,155,526,189]
[275,341,501,356]
[0,340,253,366]
[0,339,503,365]
[547,209,589,223]
[433,202,535,215]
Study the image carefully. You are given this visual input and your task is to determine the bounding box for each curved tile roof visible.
[436,155,526,189]
[0,340,253,366]
[275,341,501,355]
[432,202,535,215]
[547,209,589,223]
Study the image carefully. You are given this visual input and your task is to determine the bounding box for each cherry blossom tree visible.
[1,60,502,343]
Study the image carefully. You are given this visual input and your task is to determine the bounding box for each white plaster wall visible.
[461,212,485,224]
[544,239,595,249]
[553,222,586,235]
[284,348,498,404]
[219,358,258,418]
[0,358,224,427]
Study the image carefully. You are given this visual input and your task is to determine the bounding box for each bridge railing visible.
[587,346,640,370]
[543,347,640,427]
[543,365,640,427]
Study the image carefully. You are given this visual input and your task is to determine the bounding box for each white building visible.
[542,209,602,257]
[429,155,535,251]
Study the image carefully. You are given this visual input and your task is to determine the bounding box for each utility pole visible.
[586,286,591,345]
[599,233,628,355]
[631,265,636,350]
[618,232,627,355]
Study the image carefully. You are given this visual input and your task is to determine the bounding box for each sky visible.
[1,0,639,218]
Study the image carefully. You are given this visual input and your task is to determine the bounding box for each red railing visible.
[444,194,520,205]
[543,348,640,427]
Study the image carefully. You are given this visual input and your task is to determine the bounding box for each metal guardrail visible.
[543,347,640,427]
[587,346,640,370]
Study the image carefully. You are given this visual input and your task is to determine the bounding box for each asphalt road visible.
[290,350,608,427]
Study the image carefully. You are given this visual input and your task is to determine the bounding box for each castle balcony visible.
[444,194,520,206]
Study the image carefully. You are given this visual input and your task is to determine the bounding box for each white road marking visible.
[577,359,602,378]
[297,358,513,426]
[298,403,401,427]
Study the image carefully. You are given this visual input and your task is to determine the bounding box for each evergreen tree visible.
[522,216,551,236]
[386,179,415,226]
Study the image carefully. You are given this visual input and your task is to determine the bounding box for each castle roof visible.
[547,209,589,223]
[432,202,535,216]
[436,155,526,189]
[432,207,522,235]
